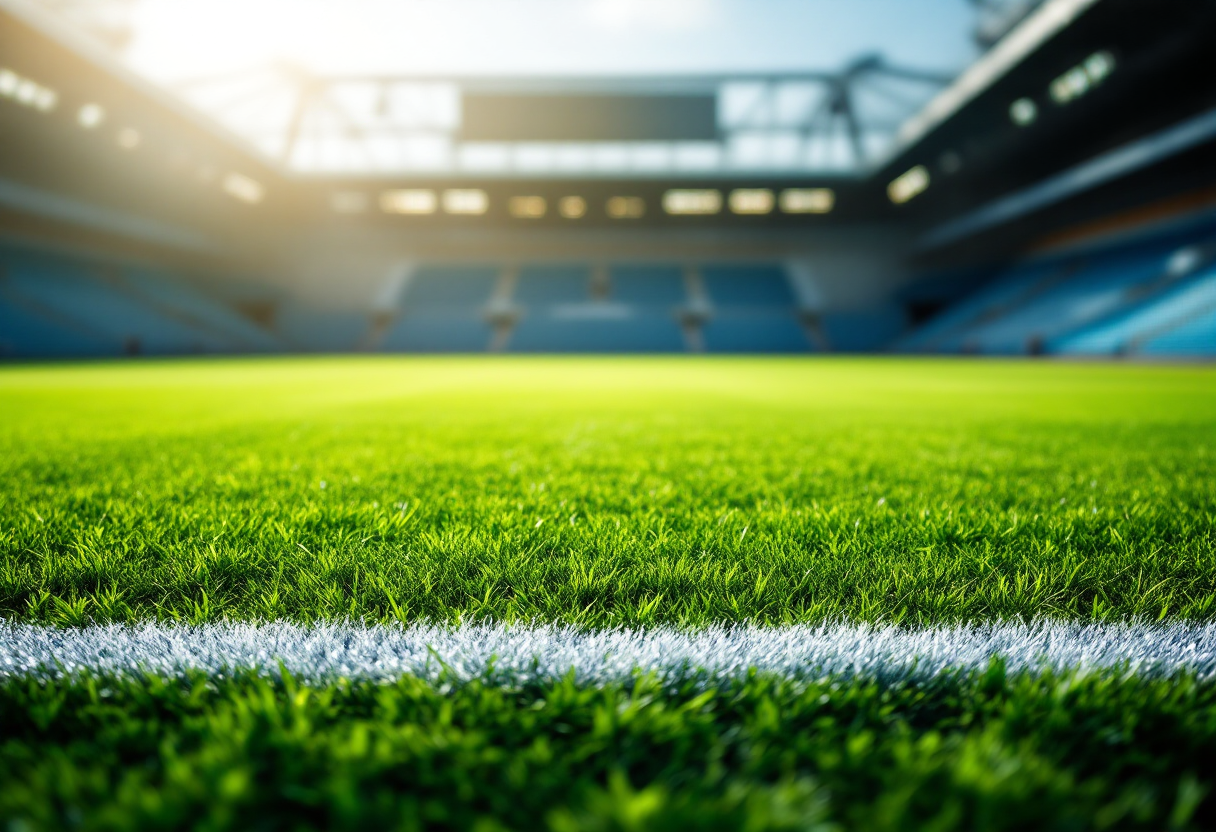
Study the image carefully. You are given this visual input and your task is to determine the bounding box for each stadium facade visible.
[1,0,1215,358]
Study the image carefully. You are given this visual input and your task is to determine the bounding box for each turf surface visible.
[3,667,1215,831]
[3,356,1216,830]
[1,357,1214,625]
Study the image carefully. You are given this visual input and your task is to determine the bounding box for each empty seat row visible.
[0,244,283,358]
[379,309,814,353]
[401,263,799,310]
[1054,269,1216,356]
[0,248,814,357]
[897,228,1216,356]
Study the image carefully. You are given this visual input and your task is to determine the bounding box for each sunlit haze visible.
[122,0,976,81]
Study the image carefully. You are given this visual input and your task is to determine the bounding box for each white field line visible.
[2,621,1215,684]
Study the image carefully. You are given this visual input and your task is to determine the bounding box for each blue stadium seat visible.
[609,265,687,305]
[821,307,906,352]
[1054,269,1216,355]
[0,295,116,357]
[896,262,1064,352]
[404,266,498,308]
[509,310,685,352]
[275,306,372,352]
[702,264,795,307]
[3,251,228,354]
[959,250,1169,354]
[514,265,591,304]
[898,235,1198,355]
[380,314,492,352]
[122,268,280,351]
[702,313,810,352]
[1139,305,1216,356]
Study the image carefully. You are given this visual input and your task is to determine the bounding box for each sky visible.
[121,0,979,83]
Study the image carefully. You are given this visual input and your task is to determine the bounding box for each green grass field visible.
[3,356,1216,831]
[2,357,1214,625]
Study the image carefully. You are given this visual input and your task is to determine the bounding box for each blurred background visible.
[1,0,1214,358]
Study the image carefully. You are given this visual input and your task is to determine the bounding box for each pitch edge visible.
[3,621,1215,684]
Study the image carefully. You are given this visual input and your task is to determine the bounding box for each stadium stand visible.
[0,243,269,355]
[0,293,113,357]
[1141,304,1216,356]
[701,265,797,307]
[373,260,818,353]
[401,266,500,308]
[897,208,1216,357]
[702,313,811,353]
[609,265,688,306]
[508,264,688,352]
[1055,268,1216,357]
[274,306,374,353]
[513,265,592,305]
[380,316,493,352]
[3,0,1216,361]
[122,268,281,352]
[819,307,906,352]
[379,265,497,353]
[697,264,813,352]
[509,310,687,353]
[960,253,1168,355]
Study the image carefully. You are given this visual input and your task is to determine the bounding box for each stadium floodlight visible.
[0,68,56,113]
[31,87,57,112]
[558,196,587,219]
[223,173,264,205]
[331,191,369,214]
[663,190,722,215]
[14,78,38,106]
[443,189,490,215]
[77,103,105,129]
[509,196,547,219]
[1085,51,1116,83]
[1009,98,1038,126]
[380,189,437,214]
[888,166,929,204]
[779,188,834,214]
[1050,50,1115,105]
[606,196,645,219]
[116,127,141,150]
[729,189,775,215]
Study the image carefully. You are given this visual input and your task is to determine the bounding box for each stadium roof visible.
[21,0,988,177]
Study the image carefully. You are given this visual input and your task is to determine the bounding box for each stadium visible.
[1,0,1215,828]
